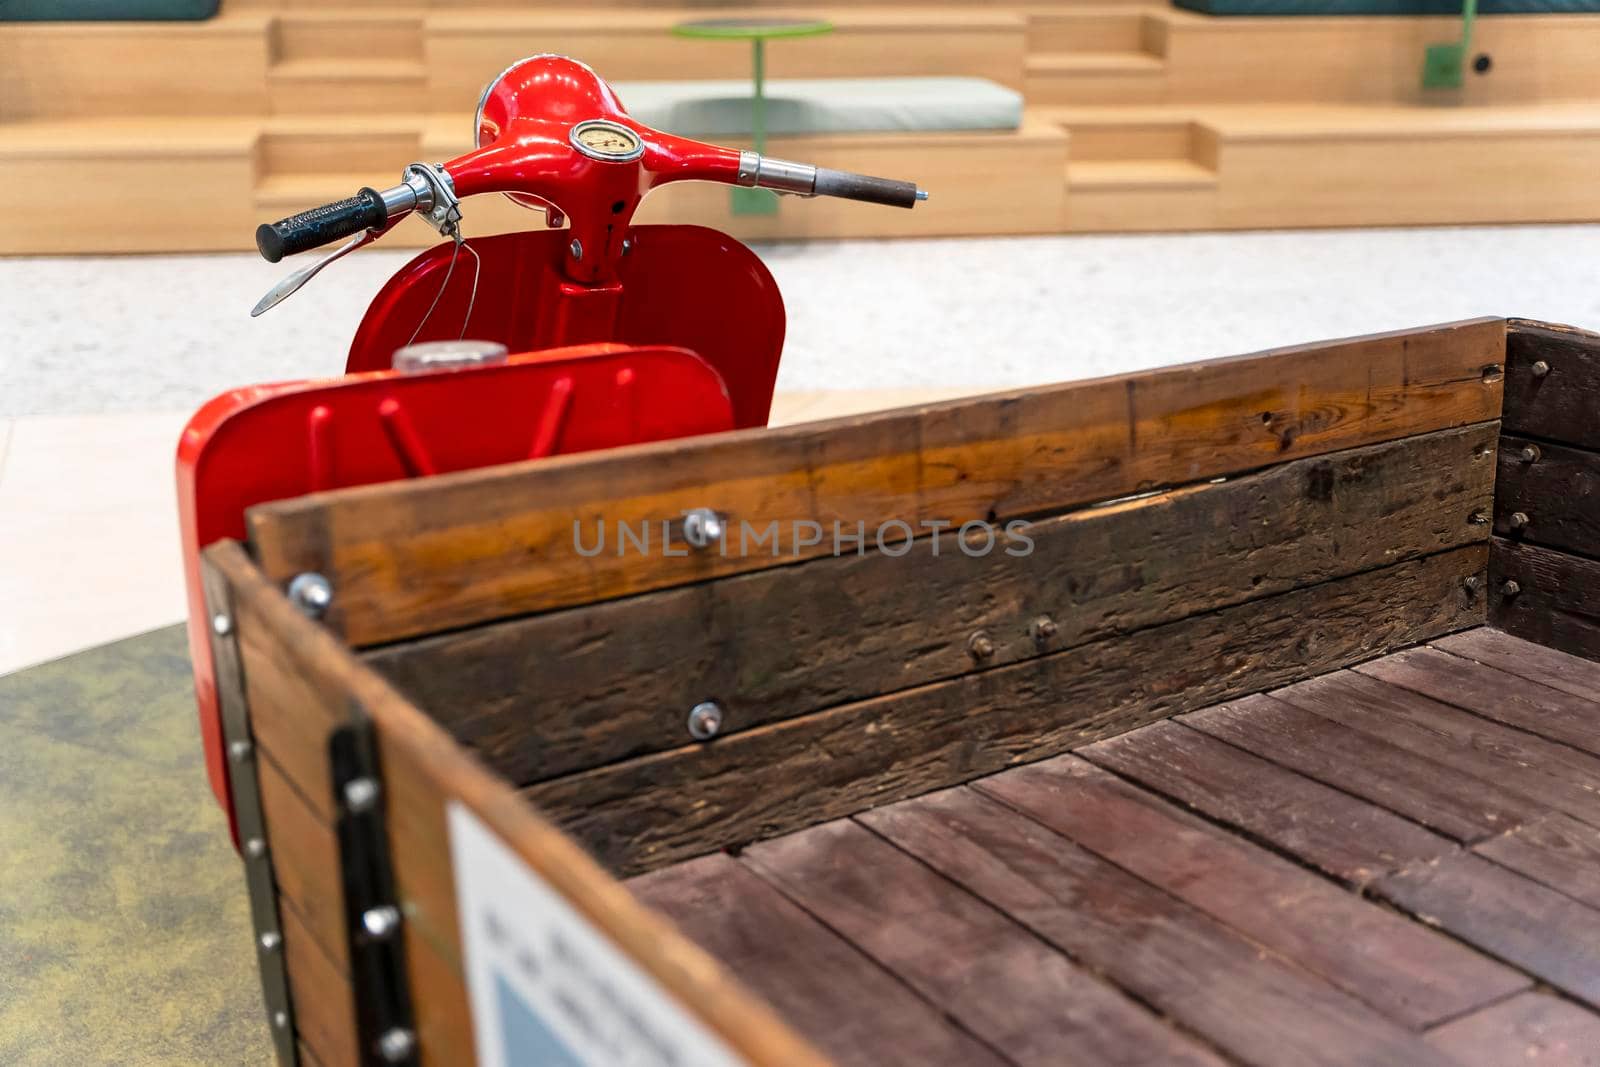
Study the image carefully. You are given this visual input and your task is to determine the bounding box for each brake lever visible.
[250,226,384,318]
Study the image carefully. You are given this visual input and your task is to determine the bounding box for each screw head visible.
[1464,575,1482,593]
[682,508,725,550]
[377,1028,417,1063]
[344,776,380,814]
[968,631,996,660]
[1030,615,1058,645]
[568,238,584,260]
[228,738,253,763]
[1520,444,1542,463]
[1502,579,1522,597]
[287,572,333,619]
[1531,359,1551,377]
[1469,510,1491,526]
[687,701,724,741]
[621,236,633,256]
[211,613,232,636]
[272,1010,289,1030]
[244,837,268,859]
[362,905,402,939]
[259,931,282,953]
[1509,511,1531,531]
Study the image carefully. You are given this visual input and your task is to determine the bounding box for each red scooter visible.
[179,54,925,838]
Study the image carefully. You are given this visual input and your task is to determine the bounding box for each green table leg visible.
[732,36,779,216]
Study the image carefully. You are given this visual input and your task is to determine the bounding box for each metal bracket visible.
[402,162,462,239]
[204,587,299,1066]
[331,710,419,1066]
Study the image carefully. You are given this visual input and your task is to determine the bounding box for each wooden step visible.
[258,116,423,178]
[1027,7,1163,54]
[1067,158,1217,190]
[269,57,428,114]
[272,10,424,64]
[1025,50,1167,105]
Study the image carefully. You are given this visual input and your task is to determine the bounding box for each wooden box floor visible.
[629,627,1600,1067]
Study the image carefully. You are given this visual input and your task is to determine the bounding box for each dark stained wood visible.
[1181,694,1537,842]
[1492,538,1600,662]
[1079,720,1454,884]
[1426,991,1600,1067]
[858,787,1462,1067]
[367,423,1497,787]
[1376,851,1600,1009]
[974,755,1526,1027]
[281,897,359,1067]
[1475,812,1600,910]
[1356,646,1600,758]
[1495,434,1600,558]
[1505,320,1600,450]
[1434,628,1600,704]
[1274,670,1600,827]
[526,546,1484,876]
[629,853,1007,1067]
[248,319,1506,647]
[742,819,1230,1067]
[258,750,347,977]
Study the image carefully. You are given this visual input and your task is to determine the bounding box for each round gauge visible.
[569,120,645,163]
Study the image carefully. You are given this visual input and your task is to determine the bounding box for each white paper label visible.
[448,802,746,1067]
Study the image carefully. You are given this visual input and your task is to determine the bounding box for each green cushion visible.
[613,77,1023,137]
[0,0,217,19]
[1175,0,1600,12]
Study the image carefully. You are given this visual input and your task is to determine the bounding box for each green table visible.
[671,16,834,215]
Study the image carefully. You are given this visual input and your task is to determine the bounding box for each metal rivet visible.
[1030,616,1058,645]
[682,508,725,550]
[968,632,995,660]
[1532,360,1551,377]
[272,1011,289,1031]
[362,905,402,939]
[1502,579,1522,597]
[1463,575,1481,594]
[687,701,723,741]
[1509,511,1531,531]
[211,613,232,636]
[245,837,268,860]
[344,776,380,814]
[621,236,633,256]
[1520,444,1541,463]
[1469,510,1491,525]
[378,1028,417,1063]
[568,238,583,260]
[259,931,282,953]
[228,738,253,763]
[287,572,332,619]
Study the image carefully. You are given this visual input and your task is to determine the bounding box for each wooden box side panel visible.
[203,541,822,1067]
[1493,321,1600,660]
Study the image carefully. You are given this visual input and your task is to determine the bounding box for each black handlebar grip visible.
[255,187,388,263]
[812,167,922,209]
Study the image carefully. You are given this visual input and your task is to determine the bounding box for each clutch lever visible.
[251,224,387,318]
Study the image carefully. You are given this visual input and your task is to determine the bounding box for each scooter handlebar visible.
[255,187,390,263]
[733,151,927,209]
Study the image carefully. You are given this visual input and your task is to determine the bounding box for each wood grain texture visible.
[1081,720,1454,884]
[1505,320,1600,450]
[248,319,1505,647]
[1433,627,1600,704]
[1495,434,1600,559]
[1475,812,1600,911]
[367,422,1496,787]
[859,787,1461,1067]
[1376,851,1600,1009]
[742,820,1230,1067]
[259,751,348,978]
[1356,646,1600,758]
[1274,669,1600,827]
[1492,538,1600,661]
[974,755,1526,1028]
[281,898,359,1067]
[525,545,1485,876]
[1181,693,1538,841]
[1426,991,1600,1067]
[629,854,1005,1067]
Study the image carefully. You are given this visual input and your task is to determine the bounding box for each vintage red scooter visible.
[178,54,926,838]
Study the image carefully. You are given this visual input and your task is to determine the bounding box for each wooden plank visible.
[976,755,1526,1028]
[1495,434,1600,559]
[247,319,1506,647]
[366,422,1498,787]
[628,854,1006,1067]
[525,545,1484,876]
[1492,538,1600,661]
[1274,670,1600,828]
[206,541,826,1067]
[742,820,1231,1067]
[1505,320,1600,450]
[1356,646,1600,758]
[1426,991,1600,1067]
[858,787,1462,1067]
[281,899,359,1067]
[1475,812,1600,910]
[1433,627,1600,704]
[1181,693,1538,841]
[1080,720,1454,884]
[259,750,348,977]
[1376,851,1600,1009]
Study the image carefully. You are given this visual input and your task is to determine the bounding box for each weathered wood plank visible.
[742,819,1230,1067]
[258,750,348,977]
[629,853,1006,1067]
[1492,538,1600,662]
[1376,851,1600,1009]
[526,546,1485,876]
[859,787,1462,1067]
[1079,720,1454,884]
[1475,812,1600,911]
[1433,627,1600,705]
[281,899,359,1067]
[1426,991,1600,1067]
[1495,434,1600,559]
[367,423,1497,787]
[248,319,1506,647]
[1356,646,1600,758]
[1505,320,1600,450]
[975,755,1526,1027]
[1181,694,1537,841]
[1274,670,1600,827]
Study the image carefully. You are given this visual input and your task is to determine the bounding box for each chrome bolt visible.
[1510,511,1531,531]
[1520,444,1542,463]
[687,701,724,741]
[344,776,380,814]
[621,236,633,256]
[244,837,268,860]
[259,931,282,953]
[377,1028,417,1063]
[1463,575,1482,594]
[968,631,996,660]
[211,613,232,636]
[1030,615,1058,645]
[1502,579,1522,597]
[362,905,402,939]
[228,738,253,763]
[287,572,332,619]
[1532,360,1551,377]
[682,508,725,550]
[568,238,583,260]
[272,1011,289,1031]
